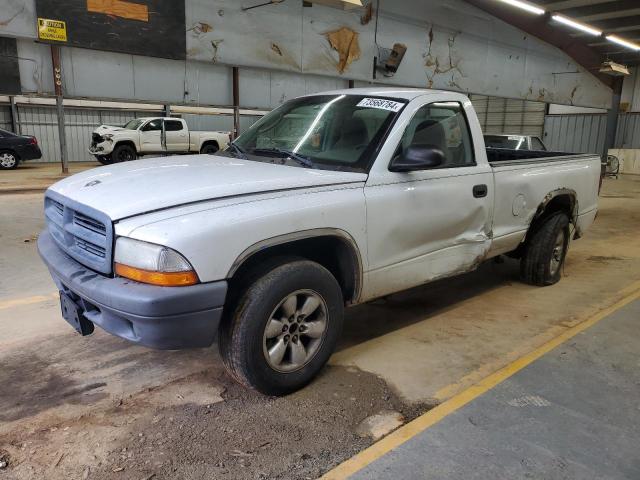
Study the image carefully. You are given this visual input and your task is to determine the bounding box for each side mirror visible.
[390,145,445,172]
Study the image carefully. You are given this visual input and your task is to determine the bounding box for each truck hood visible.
[48,155,367,220]
[94,125,127,134]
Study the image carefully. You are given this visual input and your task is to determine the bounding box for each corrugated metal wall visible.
[470,95,546,137]
[0,106,11,130]
[543,113,640,154]
[543,114,606,154]
[616,114,640,149]
[4,104,244,163]
[15,106,160,162]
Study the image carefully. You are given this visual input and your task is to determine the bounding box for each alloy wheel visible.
[262,289,328,373]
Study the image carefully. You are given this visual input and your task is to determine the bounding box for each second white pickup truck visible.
[40,88,600,395]
[89,117,230,164]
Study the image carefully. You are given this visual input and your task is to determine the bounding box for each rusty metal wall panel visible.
[2,0,612,108]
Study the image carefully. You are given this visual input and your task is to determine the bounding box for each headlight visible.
[103,134,114,140]
[114,237,198,286]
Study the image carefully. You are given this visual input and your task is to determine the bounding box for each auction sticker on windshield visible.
[357,98,404,112]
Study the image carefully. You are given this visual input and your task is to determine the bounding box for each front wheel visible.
[219,260,344,395]
[111,144,137,163]
[520,212,569,286]
[0,151,19,169]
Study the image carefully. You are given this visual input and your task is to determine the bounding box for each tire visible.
[0,151,19,169]
[200,143,219,155]
[111,144,137,163]
[219,259,344,395]
[95,155,114,165]
[520,212,570,286]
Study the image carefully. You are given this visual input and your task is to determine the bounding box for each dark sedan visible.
[0,128,42,169]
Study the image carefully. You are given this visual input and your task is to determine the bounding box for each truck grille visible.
[45,194,113,274]
[92,133,104,145]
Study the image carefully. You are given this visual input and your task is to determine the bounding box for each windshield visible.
[484,135,527,150]
[233,95,407,172]
[122,119,145,130]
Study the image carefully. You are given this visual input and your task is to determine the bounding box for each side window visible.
[395,102,475,168]
[165,120,184,132]
[142,119,162,132]
[531,137,546,151]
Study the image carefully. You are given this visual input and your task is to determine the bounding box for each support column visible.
[9,96,19,134]
[232,66,240,139]
[51,45,68,174]
[602,77,624,162]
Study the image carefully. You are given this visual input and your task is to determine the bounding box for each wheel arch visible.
[227,229,364,305]
[528,188,579,240]
[200,139,220,150]
[0,148,19,159]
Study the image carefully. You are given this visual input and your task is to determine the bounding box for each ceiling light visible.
[606,35,640,51]
[496,0,545,15]
[552,15,601,36]
[599,61,630,77]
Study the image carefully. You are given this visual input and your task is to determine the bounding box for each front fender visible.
[114,185,368,283]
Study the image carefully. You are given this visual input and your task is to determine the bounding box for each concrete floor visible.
[348,298,640,480]
[0,173,639,479]
[0,162,95,194]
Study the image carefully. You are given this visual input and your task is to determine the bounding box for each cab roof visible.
[305,87,460,101]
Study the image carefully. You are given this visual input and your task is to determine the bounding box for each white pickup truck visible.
[89,117,230,164]
[39,88,600,395]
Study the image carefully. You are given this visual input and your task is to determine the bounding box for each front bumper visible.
[37,230,227,349]
[88,141,114,155]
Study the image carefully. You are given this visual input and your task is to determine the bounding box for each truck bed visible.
[486,147,588,165]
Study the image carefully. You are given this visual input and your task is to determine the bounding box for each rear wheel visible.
[520,212,570,286]
[200,143,219,155]
[111,144,137,163]
[219,260,344,395]
[0,151,19,169]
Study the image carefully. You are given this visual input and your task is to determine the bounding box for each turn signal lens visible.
[114,237,199,286]
[115,263,199,287]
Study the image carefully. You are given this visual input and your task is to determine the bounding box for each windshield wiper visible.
[227,141,248,159]
[251,148,314,168]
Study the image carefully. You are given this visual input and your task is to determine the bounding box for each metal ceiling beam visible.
[576,8,640,22]
[570,25,640,39]
[588,40,640,47]
[542,0,618,11]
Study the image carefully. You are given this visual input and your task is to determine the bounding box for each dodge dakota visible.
[39,88,600,395]
[89,117,230,164]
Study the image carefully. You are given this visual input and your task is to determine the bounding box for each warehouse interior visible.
[1,0,639,479]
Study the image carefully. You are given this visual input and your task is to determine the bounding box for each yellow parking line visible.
[321,285,640,480]
[0,293,58,310]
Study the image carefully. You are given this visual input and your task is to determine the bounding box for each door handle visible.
[473,184,488,198]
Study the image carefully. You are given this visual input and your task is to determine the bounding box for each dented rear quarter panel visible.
[489,154,601,256]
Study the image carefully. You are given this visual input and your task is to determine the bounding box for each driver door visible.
[139,119,163,153]
[363,95,494,300]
